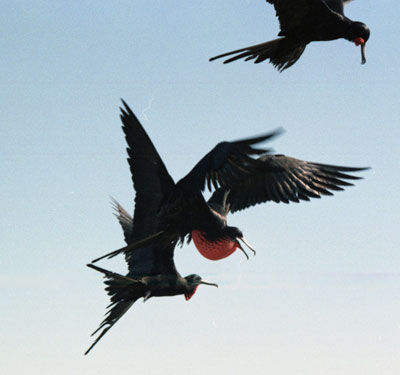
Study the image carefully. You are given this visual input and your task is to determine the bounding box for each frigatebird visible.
[209,0,370,71]
[91,100,368,266]
[85,201,218,355]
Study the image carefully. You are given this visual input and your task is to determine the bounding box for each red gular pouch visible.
[184,285,199,301]
[191,230,239,261]
[353,37,365,46]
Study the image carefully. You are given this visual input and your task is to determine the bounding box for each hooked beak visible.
[360,43,367,64]
[236,236,256,260]
[352,38,366,64]
[199,280,218,288]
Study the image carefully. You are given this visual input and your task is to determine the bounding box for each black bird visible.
[92,100,368,266]
[209,0,370,71]
[85,201,218,355]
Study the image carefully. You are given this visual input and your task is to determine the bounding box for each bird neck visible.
[191,229,239,261]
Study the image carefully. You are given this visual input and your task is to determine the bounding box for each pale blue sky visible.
[1,1,399,374]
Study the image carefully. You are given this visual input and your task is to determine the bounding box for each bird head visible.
[184,274,218,301]
[191,227,256,261]
[225,226,257,260]
[351,22,370,64]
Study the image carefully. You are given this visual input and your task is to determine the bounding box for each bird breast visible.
[191,230,238,261]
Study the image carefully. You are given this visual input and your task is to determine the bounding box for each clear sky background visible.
[1,1,399,374]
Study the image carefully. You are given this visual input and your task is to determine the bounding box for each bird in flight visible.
[210,0,370,71]
[92,100,368,266]
[87,100,368,353]
[85,200,218,355]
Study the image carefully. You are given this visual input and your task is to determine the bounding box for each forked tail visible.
[210,37,306,72]
[85,264,144,355]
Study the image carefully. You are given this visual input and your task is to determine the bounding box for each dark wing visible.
[177,129,283,196]
[119,101,179,274]
[111,198,133,243]
[220,154,368,213]
[87,209,179,354]
[323,0,349,15]
[85,264,145,355]
[94,129,281,264]
[266,0,341,34]
[112,199,179,277]
[120,100,175,244]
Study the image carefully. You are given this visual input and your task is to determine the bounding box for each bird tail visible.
[209,37,306,72]
[85,264,144,355]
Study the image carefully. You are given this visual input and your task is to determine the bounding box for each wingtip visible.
[120,98,128,108]
[90,250,118,264]
[109,195,118,206]
[109,196,121,212]
[209,55,227,63]
[250,127,285,145]
[120,99,134,118]
[87,263,104,272]
[272,127,285,138]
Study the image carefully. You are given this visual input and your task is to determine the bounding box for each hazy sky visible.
[1,1,399,374]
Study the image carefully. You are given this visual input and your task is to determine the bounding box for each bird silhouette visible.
[85,200,218,355]
[210,0,370,71]
[92,100,368,266]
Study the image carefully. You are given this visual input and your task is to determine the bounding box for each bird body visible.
[210,0,370,71]
[87,100,368,353]
[92,101,368,266]
[85,201,218,355]
[89,264,210,300]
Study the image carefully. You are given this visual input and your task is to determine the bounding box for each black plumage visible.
[87,100,368,352]
[85,201,217,355]
[210,0,370,71]
[93,100,368,265]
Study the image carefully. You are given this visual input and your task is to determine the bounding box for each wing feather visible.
[120,100,175,244]
[177,129,283,196]
[226,154,368,212]
[118,101,180,276]
[266,0,341,33]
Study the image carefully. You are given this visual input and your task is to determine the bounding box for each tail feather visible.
[85,300,134,355]
[85,264,144,355]
[210,37,306,72]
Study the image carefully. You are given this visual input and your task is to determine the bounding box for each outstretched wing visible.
[266,0,341,34]
[118,101,179,275]
[218,154,368,213]
[120,100,175,244]
[111,198,133,243]
[112,199,179,277]
[85,264,145,355]
[177,129,283,196]
[324,0,354,15]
